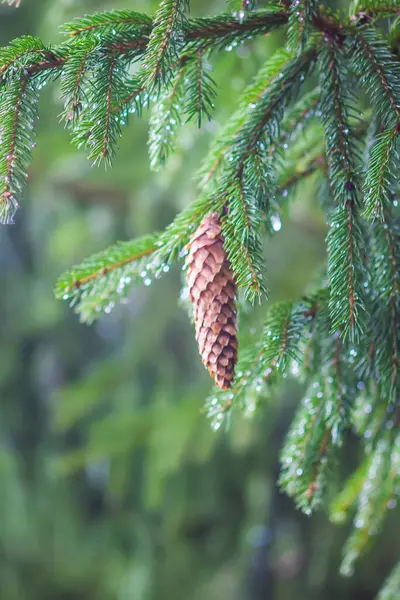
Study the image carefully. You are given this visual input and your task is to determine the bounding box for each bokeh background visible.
[0,1,398,598]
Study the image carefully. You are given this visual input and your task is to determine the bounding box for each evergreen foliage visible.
[1,0,400,596]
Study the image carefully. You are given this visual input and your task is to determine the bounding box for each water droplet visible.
[271,213,281,231]
[355,519,364,529]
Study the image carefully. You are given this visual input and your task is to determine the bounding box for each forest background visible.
[0,0,399,599]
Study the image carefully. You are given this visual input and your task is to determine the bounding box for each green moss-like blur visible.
[0,1,398,599]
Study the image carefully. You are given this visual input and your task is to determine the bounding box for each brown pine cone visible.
[186,212,238,389]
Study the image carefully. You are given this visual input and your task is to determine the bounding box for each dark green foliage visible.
[1,2,400,596]
[0,35,45,80]
[207,293,324,427]
[55,234,158,323]
[71,52,129,165]
[280,376,338,513]
[326,204,366,341]
[369,208,400,403]
[349,0,400,21]
[62,10,152,37]
[0,77,38,223]
[148,51,216,169]
[221,177,267,302]
[183,51,216,127]
[363,127,399,219]
[142,0,188,90]
[148,62,186,169]
[340,432,399,576]
[378,560,400,600]
[319,41,367,341]
[184,8,289,52]
[347,28,400,128]
[287,0,318,53]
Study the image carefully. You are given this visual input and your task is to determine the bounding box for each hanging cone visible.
[186,212,238,389]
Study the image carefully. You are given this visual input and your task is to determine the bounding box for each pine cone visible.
[186,212,238,389]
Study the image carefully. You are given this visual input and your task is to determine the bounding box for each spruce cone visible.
[186,212,238,389]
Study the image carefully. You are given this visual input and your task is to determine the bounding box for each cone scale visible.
[186,212,238,389]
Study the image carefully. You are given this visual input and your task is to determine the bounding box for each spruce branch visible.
[0,36,48,80]
[349,0,400,22]
[59,39,96,124]
[340,433,397,576]
[197,50,292,187]
[0,9,290,87]
[215,46,316,300]
[71,51,138,165]
[280,377,336,513]
[62,10,153,37]
[148,59,187,170]
[55,234,158,323]
[183,50,216,127]
[370,209,400,402]
[142,0,188,90]
[347,28,400,128]
[207,295,322,426]
[57,193,222,323]
[227,45,317,169]
[363,127,399,219]
[221,176,268,302]
[330,456,372,524]
[319,41,367,341]
[184,8,289,51]
[378,560,400,600]
[0,77,38,224]
[287,0,318,53]
[326,204,366,341]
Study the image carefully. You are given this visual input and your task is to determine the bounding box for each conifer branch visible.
[330,456,372,523]
[63,10,153,37]
[277,87,320,141]
[60,39,96,124]
[347,29,400,127]
[148,60,187,169]
[280,377,336,512]
[207,296,322,424]
[228,45,317,169]
[185,8,289,51]
[350,1,400,22]
[370,209,400,401]
[0,9,290,85]
[55,235,158,323]
[287,0,318,53]
[142,0,188,90]
[183,50,216,127]
[201,50,288,176]
[340,433,395,576]
[0,77,38,224]
[221,177,267,302]
[378,560,400,600]
[320,41,367,340]
[363,127,399,219]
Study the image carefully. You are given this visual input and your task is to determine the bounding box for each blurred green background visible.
[0,1,398,598]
